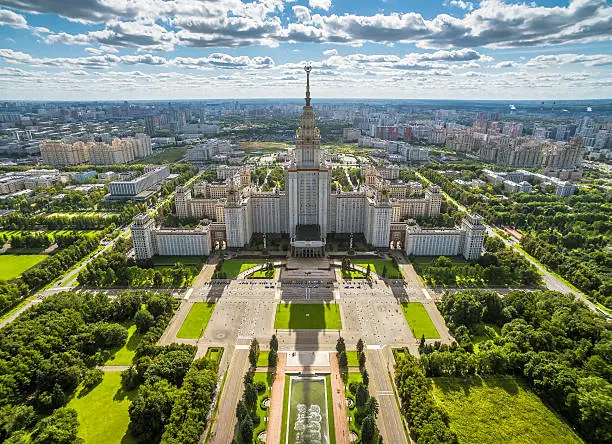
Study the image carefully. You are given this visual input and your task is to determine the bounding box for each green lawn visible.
[0,254,47,280]
[253,372,272,443]
[353,259,403,279]
[68,371,138,444]
[431,376,583,444]
[280,374,291,444]
[248,268,275,279]
[176,302,216,339]
[401,302,440,339]
[218,259,266,279]
[342,269,367,280]
[274,303,342,329]
[345,372,363,439]
[135,147,187,163]
[256,350,270,367]
[205,347,224,366]
[106,324,142,366]
[346,350,360,367]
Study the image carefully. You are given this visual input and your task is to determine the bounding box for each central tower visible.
[287,66,330,256]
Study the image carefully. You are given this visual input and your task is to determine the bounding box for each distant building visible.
[106,166,170,201]
[343,128,361,142]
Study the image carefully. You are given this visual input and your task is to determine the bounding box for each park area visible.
[281,375,335,444]
[106,324,142,366]
[177,302,216,339]
[431,376,583,444]
[0,253,47,280]
[274,303,342,329]
[401,302,440,339]
[216,259,266,279]
[352,259,403,279]
[67,371,138,444]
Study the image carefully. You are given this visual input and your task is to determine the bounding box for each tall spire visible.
[304,65,312,106]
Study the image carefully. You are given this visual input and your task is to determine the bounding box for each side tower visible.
[224,182,252,248]
[175,185,192,219]
[132,213,156,260]
[461,213,486,260]
[425,184,442,217]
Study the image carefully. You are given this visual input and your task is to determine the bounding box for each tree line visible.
[414,289,611,443]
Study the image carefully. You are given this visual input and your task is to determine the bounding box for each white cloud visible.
[292,5,311,22]
[446,0,474,11]
[309,0,331,11]
[0,8,27,28]
[323,48,337,56]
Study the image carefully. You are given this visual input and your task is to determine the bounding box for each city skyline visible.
[0,0,611,101]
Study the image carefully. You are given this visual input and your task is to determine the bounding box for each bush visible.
[121,366,140,391]
[255,381,266,394]
[349,382,359,394]
[82,369,104,392]
[134,308,154,333]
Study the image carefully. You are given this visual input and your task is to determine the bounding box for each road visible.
[0,169,206,330]
[208,348,249,444]
[366,348,409,444]
[415,171,608,319]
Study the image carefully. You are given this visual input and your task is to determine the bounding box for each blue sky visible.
[0,0,611,100]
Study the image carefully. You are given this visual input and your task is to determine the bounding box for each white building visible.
[107,166,170,200]
[404,214,486,260]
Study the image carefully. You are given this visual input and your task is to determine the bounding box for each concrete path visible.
[98,365,130,372]
[366,348,409,444]
[329,353,350,444]
[209,348,249,444]
[266,353,287,444]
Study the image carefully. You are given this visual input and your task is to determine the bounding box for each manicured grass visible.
[325,374,336,444]
[431,376,583,444]
[392,347,409,363]
[240,141,291,153]
[0,254,47,280]
[342,269,367,280]
[205,347,224,366]
[135,147,187,163]
[256,350,270,367]
[353,259,403,279]
[345,372,363,438]
[106,324,142,366]
[253,372,272,443]
[346,350,360,367]
[248,268,275,279]
[218,259,266,279]
[280,374,291,444]
[177,302,216,339]
[68,371,138,444]
[151,256,205,266]
[274,303,342,329]
[401,302,440,339]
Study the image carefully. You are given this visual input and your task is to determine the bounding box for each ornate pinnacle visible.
[304,65,312,106]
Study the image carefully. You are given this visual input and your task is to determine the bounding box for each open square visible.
[401,302,440,339]
[177,302,216,339]
[274,303,342,329]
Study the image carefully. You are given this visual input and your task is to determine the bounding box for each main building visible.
[132,68,485,261]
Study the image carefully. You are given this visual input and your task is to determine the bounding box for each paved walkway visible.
[209,348,249,444]
[329,353,350,444]
[366,348,409,444]
[98,365,130,371]
[266,353,287,444]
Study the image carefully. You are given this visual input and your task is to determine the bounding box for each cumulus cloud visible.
[323,48,337,56]
[293,5,311,22]
[445,0,474,11]
[0,8,27,27]
[309,0,331,11]
[494,61,518,68]
[0,48,275,70]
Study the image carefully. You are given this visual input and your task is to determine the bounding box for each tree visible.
[336,337,346,353]
[365,397,379,419]
[338,351,348,369]
[269,334,278,352]
[129,379,177,442]
[366,264,371,278]
[153,271,163,287]
[361,415,376,443]
[361,368,369,386]
[243,383,258,409]
[240,414,254,443]
[32,407,80,444]
[356,384,369,407]
[134,308,154,333]
[357,338,364,354]
[249,338,260,368]
[236,400,249,421]
[382,265,387,278]
[358,352,366,368]
[268,349,278,368]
